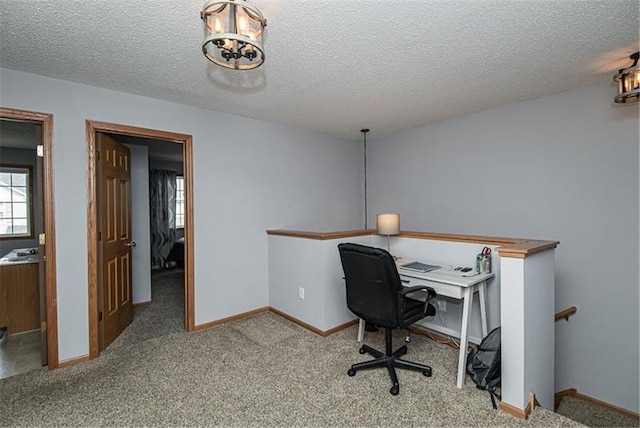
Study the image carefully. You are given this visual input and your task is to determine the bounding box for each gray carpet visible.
[0,270,617,426]
[109,268,185,349]
[556,397,639,428]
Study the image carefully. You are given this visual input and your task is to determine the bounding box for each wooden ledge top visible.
[399,231,559,258]
[495,239,559,258]
[267,229,374,240]
[267,229,558,258]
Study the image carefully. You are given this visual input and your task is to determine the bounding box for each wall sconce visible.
[201,0,267,70]
[613,51,639,104]
[376,213,400,252]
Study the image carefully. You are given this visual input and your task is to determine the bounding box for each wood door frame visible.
[0,107,59,369]
[86,120,195,359]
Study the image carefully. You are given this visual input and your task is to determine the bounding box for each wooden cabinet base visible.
[0,263,40,334]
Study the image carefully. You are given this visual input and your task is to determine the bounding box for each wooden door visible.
[98,133,133,349]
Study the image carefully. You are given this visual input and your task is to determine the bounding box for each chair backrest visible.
[338,243,402,329]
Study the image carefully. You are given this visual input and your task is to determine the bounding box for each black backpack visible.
[467,326,501,409]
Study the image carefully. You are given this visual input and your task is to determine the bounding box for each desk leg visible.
[479,282,488,337]
[457,287,474,389]
[357,318,365,343]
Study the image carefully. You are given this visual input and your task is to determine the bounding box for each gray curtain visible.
[150,169,177,268]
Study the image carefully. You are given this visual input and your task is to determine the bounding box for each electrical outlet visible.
[298,287,305,300]
[437,299,446,312]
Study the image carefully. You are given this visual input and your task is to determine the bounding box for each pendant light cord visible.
[361,129,369,229]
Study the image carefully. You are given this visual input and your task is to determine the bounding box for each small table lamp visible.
[376,213,400,252]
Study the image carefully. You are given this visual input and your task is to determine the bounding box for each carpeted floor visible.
[109,269,185,349]
[0,270,631,427]
[556,397,639,428]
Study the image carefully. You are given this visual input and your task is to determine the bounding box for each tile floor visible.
[0,329,43,379]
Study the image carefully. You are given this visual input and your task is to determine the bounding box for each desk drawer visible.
[400,275,464,299]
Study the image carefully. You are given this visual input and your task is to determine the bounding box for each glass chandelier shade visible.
[613,51,639,104]
[201,0,267,70]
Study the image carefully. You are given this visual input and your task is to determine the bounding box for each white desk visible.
[357,262,494,389]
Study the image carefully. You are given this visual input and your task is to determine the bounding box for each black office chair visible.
[338,242,437,395]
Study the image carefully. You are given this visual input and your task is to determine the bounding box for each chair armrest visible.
[399,286,436,301]
[397,285,437,319]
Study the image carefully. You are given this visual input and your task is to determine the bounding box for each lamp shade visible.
[376,213,400,235]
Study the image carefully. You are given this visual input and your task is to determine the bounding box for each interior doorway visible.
[86,121,194,358]
[95,133,134,350]
[0,107,58,371]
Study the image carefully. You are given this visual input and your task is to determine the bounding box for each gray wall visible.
[367,81,639,412]
[0,68,363,360]
[125,144,152,304]
[3,66,635,413]
[0,147,40,255]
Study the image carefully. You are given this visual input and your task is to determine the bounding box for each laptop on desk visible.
[399,261,441,273]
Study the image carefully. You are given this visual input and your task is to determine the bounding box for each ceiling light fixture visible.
[201,0,267,70]
[613,51,639,104]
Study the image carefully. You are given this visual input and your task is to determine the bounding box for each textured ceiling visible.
[0,120,39,149]
[110,134,184,163]
[1,1,638,140]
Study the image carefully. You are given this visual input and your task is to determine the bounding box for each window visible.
[0,166,33,239]
[175,176,184,229]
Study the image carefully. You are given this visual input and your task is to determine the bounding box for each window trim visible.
[175,175,185,230]
[0,163,35,241]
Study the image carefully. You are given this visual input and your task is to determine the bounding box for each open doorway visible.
[0,107,58,375]
[106,132,186,347]
[86,121,194,359]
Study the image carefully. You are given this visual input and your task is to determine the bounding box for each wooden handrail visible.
[555,306,577,322]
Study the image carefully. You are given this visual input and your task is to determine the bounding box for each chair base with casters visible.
[347,328,432,395]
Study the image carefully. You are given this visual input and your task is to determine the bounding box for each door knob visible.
[127,241,137,247]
